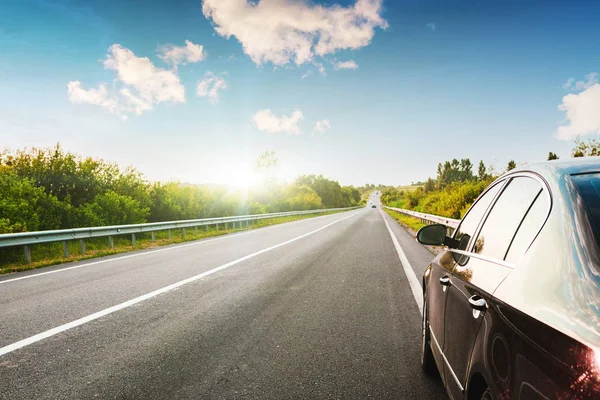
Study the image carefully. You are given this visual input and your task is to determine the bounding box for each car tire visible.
[481,388,493,400]
[421,295,438,376]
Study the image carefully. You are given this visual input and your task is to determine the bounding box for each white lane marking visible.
[379,209,423,315]
[0,210,363,358]
[0,210,360,285]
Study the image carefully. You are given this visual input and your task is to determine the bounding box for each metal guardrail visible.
[1,207,362,263]
[384,206,460,230]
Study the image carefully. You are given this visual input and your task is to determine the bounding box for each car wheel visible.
[421,295,438,375]
[481,388,493,400]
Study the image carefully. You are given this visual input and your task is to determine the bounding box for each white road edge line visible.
[379,209,423,315]
[0,210,363,358]
[0,210,360,285]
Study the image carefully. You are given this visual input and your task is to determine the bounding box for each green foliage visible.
[572,138,600,158]
[548,152,559,160]
[507,160,517,171]
[382,156,498,219]
[0,167,64,232]
[295,174,343,208]
[78,191,150,226]
[0,145,359,234]
[478,160,487,181]
[148,182,208,221]
[384,209,427,232]
[254,150,280,174]
[436,158,475,189]
[277,184,323,210]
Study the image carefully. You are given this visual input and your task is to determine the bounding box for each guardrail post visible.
[216,224,219,231]
[168,230,172,239]
[79,240,86,254]
[195,227,198,235]
[108,236,114,249]
[205,225,208,232]
[151,232,155,241]
[182,228,186,239]
[132,233,136,246]
[24,245,32,263]
[63,241,69,258]
[246,220,249,227]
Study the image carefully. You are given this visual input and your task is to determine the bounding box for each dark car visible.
[416,158,600,400]
[372,204,377,208]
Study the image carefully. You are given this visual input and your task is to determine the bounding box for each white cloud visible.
[556,83,600,140]
[301,70,312,80]
[120,88,152,116]
[313,119,331,134]
[157,40,206,66]
[563,72,598,91]
[562,78,574,90]
[426,22,436,31]
[68,44,186,119]
[67,81,126,119]
[157,40,206,65]
[334,60,358,70]
[104,44,185,104]
[202,0,388,66]
[196,72,228,103]
[253,109,304,135]
[314,62,327,75]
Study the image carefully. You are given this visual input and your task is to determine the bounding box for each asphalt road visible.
[0,194,447,399]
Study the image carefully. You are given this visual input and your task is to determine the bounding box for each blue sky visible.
[1,0,600,186]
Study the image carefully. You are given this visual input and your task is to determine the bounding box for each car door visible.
[425,179,504,383]
[442,176,545,400]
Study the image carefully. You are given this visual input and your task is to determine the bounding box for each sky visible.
[1,0,600,187]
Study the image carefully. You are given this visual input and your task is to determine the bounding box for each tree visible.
[436,158,475,188]
[278,185,322,210]
[295,174,343,208]
[0,168,64,233]
[254,150,280,178]
[341,186,361,207]
[423,178,436,193]
[547,152,559,160]
[459,158,474,181]
[477,161,487,181]
[572,138,600,158]
[79,191,149,226]
[507,160,517,171]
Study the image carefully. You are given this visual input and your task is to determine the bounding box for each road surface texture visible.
[1,195,447,399]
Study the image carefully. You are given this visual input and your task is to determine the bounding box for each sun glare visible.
[221,163,261,188]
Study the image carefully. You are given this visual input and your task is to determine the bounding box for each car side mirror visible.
[416,224,447,246]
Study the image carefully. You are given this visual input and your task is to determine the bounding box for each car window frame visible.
[450,171,552,268]
[452,178,507,243]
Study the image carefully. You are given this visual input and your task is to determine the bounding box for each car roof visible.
[514,156,600,176]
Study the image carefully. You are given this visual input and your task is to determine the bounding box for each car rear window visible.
[572,174,600,233]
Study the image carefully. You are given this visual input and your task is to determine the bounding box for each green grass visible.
[0,211,346,275]
[384,208,427,233]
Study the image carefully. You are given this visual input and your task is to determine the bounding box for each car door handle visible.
[468,295,487,311]
[439,276,451,286]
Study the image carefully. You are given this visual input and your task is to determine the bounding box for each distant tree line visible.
[380,140,591,219]
[0,145,362,234]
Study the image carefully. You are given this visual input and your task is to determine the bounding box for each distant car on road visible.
[416,158,600,400]
[371,204,376,208]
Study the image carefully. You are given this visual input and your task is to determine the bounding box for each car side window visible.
[472,177,543,261]
[504,191,549,263]
[454,181,503,251]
